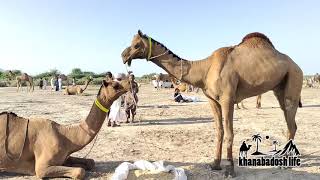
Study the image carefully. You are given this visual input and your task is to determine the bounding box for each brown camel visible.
[0,79,130,179]
[8,71,34,92]
[121,30,303,177]
[65,77,93,95]
[236,94,262,109]
[170,76,190,92]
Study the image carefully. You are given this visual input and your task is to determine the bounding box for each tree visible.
[272,140,279,151]
[251,134,263,155]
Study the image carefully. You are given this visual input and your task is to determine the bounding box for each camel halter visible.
[147,36,169,61]
[95,99,109,113]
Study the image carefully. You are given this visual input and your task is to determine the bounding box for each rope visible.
[180,59,183,81]
[83,133,99,158]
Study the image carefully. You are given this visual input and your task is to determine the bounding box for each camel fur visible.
[0,79,131,179]
[121,30,303,177]
[65,77,93,95]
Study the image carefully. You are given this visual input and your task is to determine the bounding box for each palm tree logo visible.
[271,140,279,152]
[251,134,265,155]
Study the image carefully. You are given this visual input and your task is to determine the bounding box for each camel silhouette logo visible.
[238,134,301,167]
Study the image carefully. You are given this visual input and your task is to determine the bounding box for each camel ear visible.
[102,80,109,87]
[138,30,143,36]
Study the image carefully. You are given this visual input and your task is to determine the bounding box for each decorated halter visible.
[146,36,169,61]
[95,99,109,113]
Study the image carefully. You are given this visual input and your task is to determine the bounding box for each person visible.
[39,78,43,89]
[43,78,47,90]
[108,73,125,127]
[58,76,62,91]
[105,71,113,82]
[124,73,139,123]
[54,76,59,91]
[174,88,186,103]
[72,78,76,86]
[50,77,54,91]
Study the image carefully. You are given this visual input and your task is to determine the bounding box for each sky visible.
[0,0,319,76]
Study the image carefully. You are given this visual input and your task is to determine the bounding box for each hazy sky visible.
[0,0,319,76]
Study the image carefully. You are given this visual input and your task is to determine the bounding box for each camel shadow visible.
[131,117,213,126]
[299,104,320,108]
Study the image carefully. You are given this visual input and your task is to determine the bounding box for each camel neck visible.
[148,39,210,88]
[62,96,110,153]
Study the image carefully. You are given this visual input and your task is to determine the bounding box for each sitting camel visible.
[8,70,34,92]
[0,79,130,179]
[65,77,93,95]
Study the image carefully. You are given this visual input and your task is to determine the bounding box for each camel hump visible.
[239,32,274,48]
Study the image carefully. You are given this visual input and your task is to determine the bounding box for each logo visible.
[238,134,301,167]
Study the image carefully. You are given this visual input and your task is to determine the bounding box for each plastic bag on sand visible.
[112,160,187,180]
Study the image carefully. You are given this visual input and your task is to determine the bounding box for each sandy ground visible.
[0,85,319,180]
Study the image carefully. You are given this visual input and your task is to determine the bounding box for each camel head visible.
[121,30,149,66]
[97,79,131,105]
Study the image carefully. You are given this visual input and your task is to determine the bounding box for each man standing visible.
[58,76,62,91]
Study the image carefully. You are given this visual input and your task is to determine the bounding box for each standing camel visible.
[121,30,303,177]
[236,94,262,109]
[8,71,34,92]
[0,79,130,179]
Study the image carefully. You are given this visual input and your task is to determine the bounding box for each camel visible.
[8,71,34,92]
[239,141,252,158]
[170,76,190,92]
[65,77,93,95]
[0,79,131,179]
[236,94,262,109]
[121,30,303,177]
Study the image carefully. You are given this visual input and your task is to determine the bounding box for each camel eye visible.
[134,43,140,49]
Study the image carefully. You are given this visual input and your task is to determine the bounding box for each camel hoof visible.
[224,162,236,178]
[224,168,236,178]
[73,168,85,180]
[209,164,222,170]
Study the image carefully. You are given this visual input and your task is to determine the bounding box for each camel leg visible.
[64,156,95,170]
[17,81,20,92]
[221,98,235,177]
[256,95,262,108]
[274,87,298,140]
[208,99,223,170]
[35,165,85,179]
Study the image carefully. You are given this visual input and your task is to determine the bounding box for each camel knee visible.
[215,129,224,142]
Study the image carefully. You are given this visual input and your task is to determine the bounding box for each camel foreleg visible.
[64,156,95,170]
[221,97,236,177]
[35,165,85,179]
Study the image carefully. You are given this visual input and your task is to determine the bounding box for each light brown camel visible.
[8,70,34,92]
[0,79,130,179]
[65,77,93,95]
[122,30,303,177]
[236,94,262,109]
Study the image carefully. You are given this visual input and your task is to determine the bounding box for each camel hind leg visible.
[274,72,302,140]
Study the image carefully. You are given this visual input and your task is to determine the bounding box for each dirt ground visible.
[0,84,319,180]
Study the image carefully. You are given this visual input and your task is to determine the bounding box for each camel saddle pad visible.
[0,112,29,160]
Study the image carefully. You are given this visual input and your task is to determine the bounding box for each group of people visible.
[173,88,199,103]
[106,71,139,127]
[38,78,48,90]
[50,76,63,91]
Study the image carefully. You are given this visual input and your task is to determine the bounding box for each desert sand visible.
[0,84,319,180]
